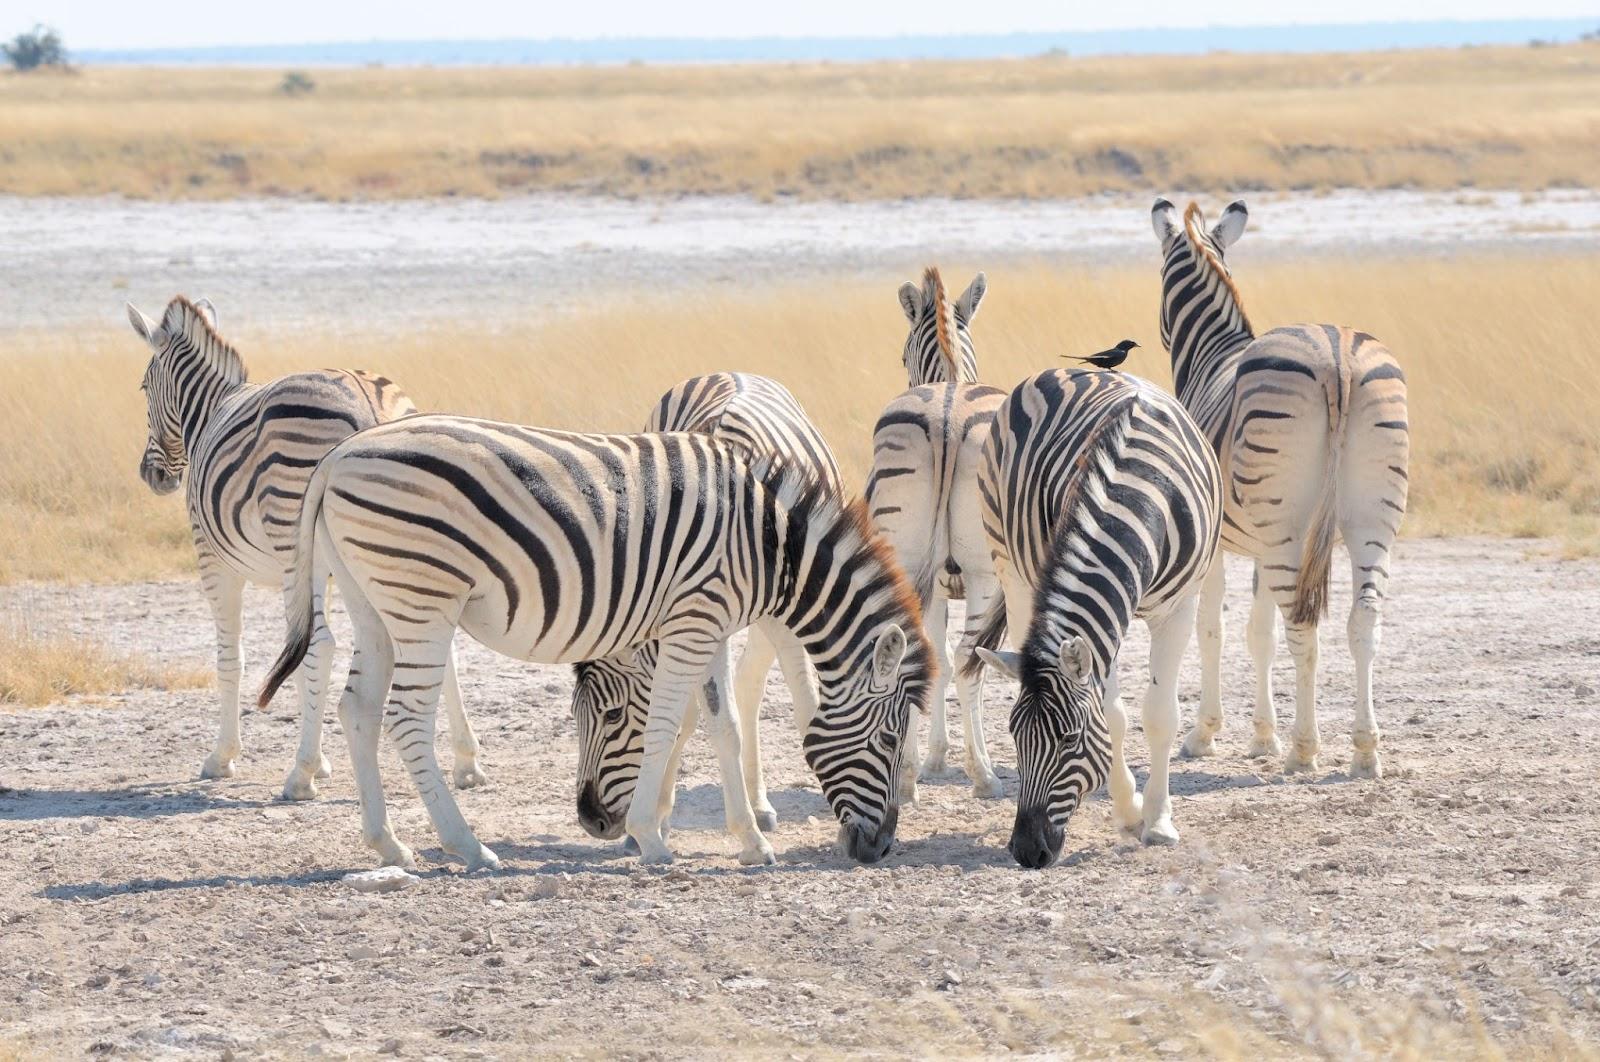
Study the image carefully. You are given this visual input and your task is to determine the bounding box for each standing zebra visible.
[575,372,842,842]
[126,296,484,800]
[969,369,1221,867]
[868,267,1005,798]
[1151,200,1409,777]
[257,418,930,869]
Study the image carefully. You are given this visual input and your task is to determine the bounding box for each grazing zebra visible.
[1151,200,1410,777]
[257,418,931,869]
[868,267,1005,798]
[575,372,841,843]
[126,296,484,800]
[969,369,1221,867]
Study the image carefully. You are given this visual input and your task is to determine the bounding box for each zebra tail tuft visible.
[1289,358,1354,626]
[256,456,333,709]
[961,594,1008,678]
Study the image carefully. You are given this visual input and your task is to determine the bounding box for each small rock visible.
[84,973,111,989]
[1037,912,1065,929]
[937,967,963,991]
[1574,682,1596,698]
[580,953,602,968]
[377,1040,402,1056]
[347,945,381,961]
[319,1018,352,1039]
[343,867,417,894]
[531,878,563,900]
[1316,832,1340,847]
[721,975,770,992]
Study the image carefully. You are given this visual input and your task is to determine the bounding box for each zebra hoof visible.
[754,808,779,833]
[454,764,490,790]
[738,841,777,866]
[637,848,675,866]
[1142,818,1180,847]
[1180,731,1217,759]
[314,756,333,780]
[1247,734,1283,760]
[1349,749,1383,780]
[199,754,237,781]
[280,771,319,802]
[463,845,501,873]
[1284,748,1320,774]
[972,773,1005,800]
[375,838,416,870]
[621,835,640,856]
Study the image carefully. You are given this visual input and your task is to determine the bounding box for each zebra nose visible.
[842,803,898,864]
[1009,806,1063,870]
[576,782,622,840]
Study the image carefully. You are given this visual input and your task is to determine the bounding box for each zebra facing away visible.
[574,372,842,844]
[126,296,484,801]
[1151,200,1409,777]
[257,419,931,870]
[869,266,1006,799]
[969,369,1222,867]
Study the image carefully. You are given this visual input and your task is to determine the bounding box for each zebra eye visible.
[604,706,625,726]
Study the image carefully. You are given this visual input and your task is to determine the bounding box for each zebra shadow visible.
[0,783,278,822]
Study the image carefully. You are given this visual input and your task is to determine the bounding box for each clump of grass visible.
[0,619,211,706]
[0,43,1596,200]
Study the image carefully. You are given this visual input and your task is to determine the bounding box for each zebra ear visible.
[1151,198,1180,245]
[897,282,921,324]
[1212,201,1248,249]
[1059,637,1093,686]
[870,624,908,688]
[975,647,1021,682]
[193,298,219,329]
[126,303,159,344]
[956,272,986,324]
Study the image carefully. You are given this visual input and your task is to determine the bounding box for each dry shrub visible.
[2,251,1595,583]
[0,616,211,706]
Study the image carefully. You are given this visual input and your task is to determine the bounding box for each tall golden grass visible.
[2,251,1595,584]
[0,618,211,705]
[2,43,1598,200]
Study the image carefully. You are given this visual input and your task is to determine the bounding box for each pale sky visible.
[23,0,1600,50]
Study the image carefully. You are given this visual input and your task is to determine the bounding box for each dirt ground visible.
[3,538,1599,1058]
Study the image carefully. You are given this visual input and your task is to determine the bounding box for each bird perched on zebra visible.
[969,369,1222,867]
[125,296,484,801]
[1062,339,1139,370]
[257,418,931,870]
[868,266,1007,800]
[574,372,841,845]
[1151,199,1409,778]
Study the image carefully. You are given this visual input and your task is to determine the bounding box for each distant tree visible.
[3,24,67,72]
[279,70,316,97]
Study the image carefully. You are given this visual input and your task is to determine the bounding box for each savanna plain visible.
[4,45,1600,1060]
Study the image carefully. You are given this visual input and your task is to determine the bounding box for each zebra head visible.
[126,296,226,496]
[1150,199,1251,357]
[980,636,1111,869]
[571,646,655,840]
[896,267,985,386]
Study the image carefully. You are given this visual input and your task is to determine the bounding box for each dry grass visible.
[2,250,1596,584]
[0,618,210,706]
[2,43,1599,200]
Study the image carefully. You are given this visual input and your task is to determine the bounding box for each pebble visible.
[342,868,417,894]
[530,878,564,900]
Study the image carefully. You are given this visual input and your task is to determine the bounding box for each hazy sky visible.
[24,0,1600,50]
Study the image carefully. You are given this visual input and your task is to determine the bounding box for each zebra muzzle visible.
[576,782,626,841]
[1009,806,1064,870]
[838,804,899,864]
[139,456,181,495]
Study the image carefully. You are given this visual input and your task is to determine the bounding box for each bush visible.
[3,24,67,71]
[280,70,316,97]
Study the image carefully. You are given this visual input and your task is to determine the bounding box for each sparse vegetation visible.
[3,23,67,72]
[0,617,210,705]
[278,70,315,97]
[2,251,1596,584]
[0,42,1596,198]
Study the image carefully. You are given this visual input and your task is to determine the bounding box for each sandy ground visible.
[3,539,1600,1058]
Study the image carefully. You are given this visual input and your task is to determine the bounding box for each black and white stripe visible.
[126,296,483,800]
[258,418,931,870]
[969,369,1221,867]
[1151,199,1410,778]
[897,266,985,386]
[574,372,841,843]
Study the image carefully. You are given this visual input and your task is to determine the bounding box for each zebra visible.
[968,369,1222,867]
[256,417,931,870]
[868,267,1006,799]
[1150,199,1410,778]
[126,296,484,801]
[574,372,841,843]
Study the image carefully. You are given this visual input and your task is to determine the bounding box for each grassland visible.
[1,43,1598,200]
[2,251,1595,584]
[0,620,211,705]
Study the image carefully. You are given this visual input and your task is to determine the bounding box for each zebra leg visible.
[621,697,696,857]
[1140,595,1198,846]
[775,641,819,732]
[917,589,953,788]
[281,557,334,801]
[442,646,489,789]
[954,574,1003,798]
[732,626,780,831]
[699,640,777,866]
[334,572,412,868]
[385,636,499,871]
[199,560,246,781]
[1344,534,1393,780]
[1181,559,1227,758]
[625,642,710,864]
[1245,565,1284,759]
[1282,617,1321,773]
[1102,654,1143,833]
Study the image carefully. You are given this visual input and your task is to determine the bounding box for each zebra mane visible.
[161,296,248,387]
[1182,203,1254,338]
[923,267,960,379]
[749,452,926,635]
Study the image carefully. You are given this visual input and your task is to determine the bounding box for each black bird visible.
[1064,339,1139,370]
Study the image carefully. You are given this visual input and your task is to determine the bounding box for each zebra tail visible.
[256,456,333,709]
[960,593,1008,678]
[1289,360,1355,626]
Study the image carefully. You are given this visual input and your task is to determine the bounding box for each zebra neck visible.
[1026,559,1140,681]
[177,373,251,456]
[1171,332,1250,415]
